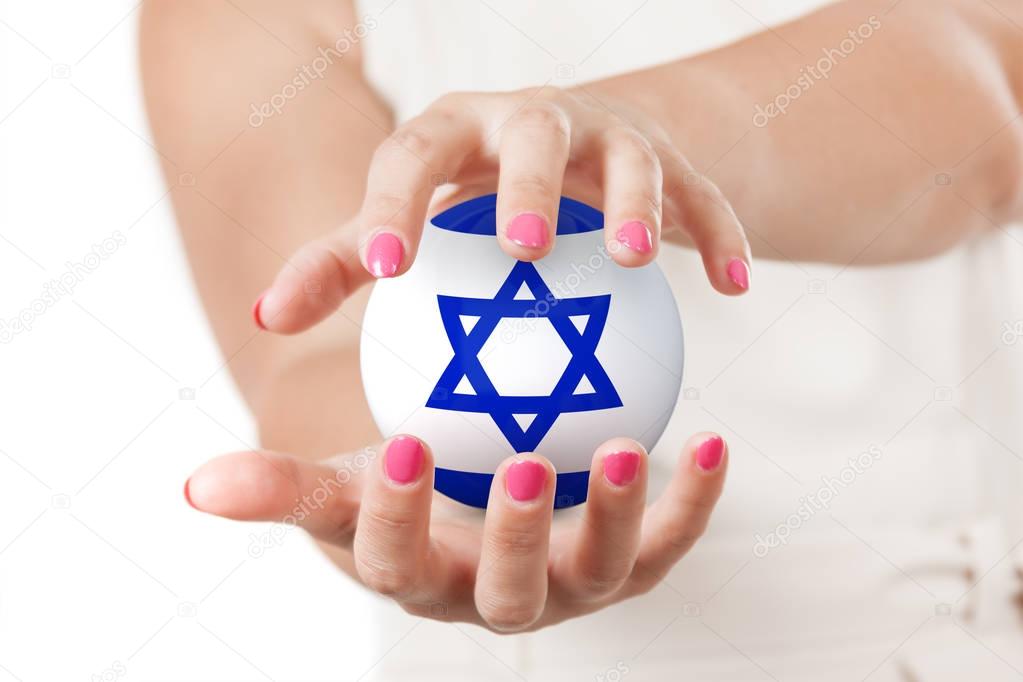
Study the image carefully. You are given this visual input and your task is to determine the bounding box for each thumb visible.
[185,449,368,546]
[253,223,372,334]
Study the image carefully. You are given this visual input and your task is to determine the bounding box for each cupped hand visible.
[185,432,727,632]
[253,86,751,333]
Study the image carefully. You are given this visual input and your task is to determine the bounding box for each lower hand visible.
[185,432,727,632]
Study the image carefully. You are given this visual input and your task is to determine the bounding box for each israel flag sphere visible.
[360,195,683,509]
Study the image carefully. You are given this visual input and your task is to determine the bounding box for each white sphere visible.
[361,195,683,508]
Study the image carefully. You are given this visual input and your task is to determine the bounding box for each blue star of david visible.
[427,261,623,452]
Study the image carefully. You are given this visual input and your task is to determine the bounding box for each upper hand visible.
[252,86,752,333]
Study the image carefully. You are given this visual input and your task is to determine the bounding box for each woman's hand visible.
[185,432,727,632]
[253,86,751,333]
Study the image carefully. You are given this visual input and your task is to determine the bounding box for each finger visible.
[253,225,369,334]
[662,151,752,295]
[601,127,662,266]
[553,438,648,602]
[352,435,441,599]
[184,449,364,546]
[358,107,482,278]
[625,433,727,595]
[495,102,571,261]
[474,454,556,632]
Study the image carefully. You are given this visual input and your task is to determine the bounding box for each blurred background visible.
[3,1,1023,681]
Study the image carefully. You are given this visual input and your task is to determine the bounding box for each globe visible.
[361,194,683,508]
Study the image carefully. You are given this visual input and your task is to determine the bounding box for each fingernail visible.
[615,221,652,254]
[252,292,266,330]
[384,436,424,484]
[727,258,750,291]
[184,478,197,509]
[696,436,724,471]
[506,213,549,248]
[367,232,403,278]
[603,451,640,487]
[505,460,547,502]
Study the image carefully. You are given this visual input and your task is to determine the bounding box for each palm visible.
[186,432,727,632]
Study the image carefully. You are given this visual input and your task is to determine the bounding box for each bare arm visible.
[594,0,1023,263]
[141,0,385,449]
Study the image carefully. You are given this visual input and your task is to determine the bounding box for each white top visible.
[356,2,1023,679]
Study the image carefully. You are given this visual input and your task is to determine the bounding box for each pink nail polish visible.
[615,221,652,254]
[603,451,640,487]
[696,436,724,471]
[184,478,197,509]
[384,436,424,484]
[367,232,403,278]
[252,292,266,330]
[727,258,750,291]
[505,460,547,501]
[506,213,549,248]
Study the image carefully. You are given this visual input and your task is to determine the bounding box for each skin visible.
[141,0,1023,633]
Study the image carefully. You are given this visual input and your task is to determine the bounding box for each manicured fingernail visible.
[384,436,424,484]
[184,478,197,509]
[367,232,403,278]
[603,451,640,487]
[696,436,724,471]
[506,213,549,248]
[727,258,750,291]
[252,292,266,330]
[615,221,652,254]
[505,460,547,501]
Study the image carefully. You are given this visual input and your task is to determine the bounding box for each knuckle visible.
[425,106,460,128]
[352,501,421,597]
[575,562,630,598]
[604,127,657,162]
[357,559,417,598]
[508,172,559,201]
[509,103,570,139]
[476,594,543,633]
[362,497,419,536]
[484,525,541,560]
[381,125,435,159]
